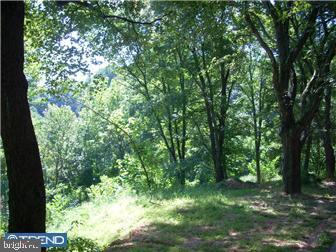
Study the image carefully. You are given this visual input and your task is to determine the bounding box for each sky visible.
[60,31,109,82]
[75,55,109,82]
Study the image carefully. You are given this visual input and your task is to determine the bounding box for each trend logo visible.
[4,233,67,248]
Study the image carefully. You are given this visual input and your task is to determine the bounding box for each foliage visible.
[48,237,100,252]
[86,175,120,201]
[0,2,335,248]
[20,1,335,194]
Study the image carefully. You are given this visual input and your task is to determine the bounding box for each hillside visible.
[49,182,336,252]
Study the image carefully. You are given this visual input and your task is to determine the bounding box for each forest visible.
[1,1,336,251]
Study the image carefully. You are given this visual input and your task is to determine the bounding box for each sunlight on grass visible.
[48,195,147,247]
[47,185,336,251]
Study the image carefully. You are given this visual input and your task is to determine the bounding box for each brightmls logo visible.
[4,233,67,248]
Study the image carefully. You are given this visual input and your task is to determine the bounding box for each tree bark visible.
[255,138,261,184]
[1,1,46,232]
[255,79,264,184]
[281,127,301,194]
[302,132,312,183]
[321,86,335,180]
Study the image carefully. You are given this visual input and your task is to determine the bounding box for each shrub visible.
[48,237,101,252]
[86,175,120,201]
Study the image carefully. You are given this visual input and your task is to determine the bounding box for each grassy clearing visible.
[48,182,336,252]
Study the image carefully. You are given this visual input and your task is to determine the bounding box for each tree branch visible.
[263,1,278,23]
[58,0,167,25]
[245,12,277,72]
[101,14,166,25]
[251,12,275,44]
[289,6,319,64]
[297,84,324,132]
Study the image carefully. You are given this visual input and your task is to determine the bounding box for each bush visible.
[47,184,86,225]
[48,237,101,252]
[86,175,120,201]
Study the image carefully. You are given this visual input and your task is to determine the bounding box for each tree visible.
[14,0,336,200]
[321,86,335,180]
[35,105,79,187]
[240,48,267,183]
[120,43,190,186]
[173,3,238,182]
[1,1,46,232]
[245,2,336,194]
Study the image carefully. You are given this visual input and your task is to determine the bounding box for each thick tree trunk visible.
[322,87,335,180]
[1,1,46,232]
[281,128,301,194]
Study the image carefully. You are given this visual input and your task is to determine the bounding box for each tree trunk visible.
[302,132,312,183]
[191,48,227,183]
[253,105,262,184]
[202,79,225,183]
[214,146,225,182]
[281,128,301,194]
[222,151,228,180]
[321,87,335,180]
[322,136,335,180]
[1,1,46,232]
[255,141,261,184]
[177,167,186,186]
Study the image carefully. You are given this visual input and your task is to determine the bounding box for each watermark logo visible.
[0,239,40,251]
[4,233,67,248]
[5,235,18,240]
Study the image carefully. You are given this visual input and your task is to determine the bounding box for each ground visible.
[49,181,336,252]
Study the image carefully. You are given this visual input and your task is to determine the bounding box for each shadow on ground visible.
[105,182,336,252]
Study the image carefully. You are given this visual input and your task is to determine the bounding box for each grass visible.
[48,182,336,252]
